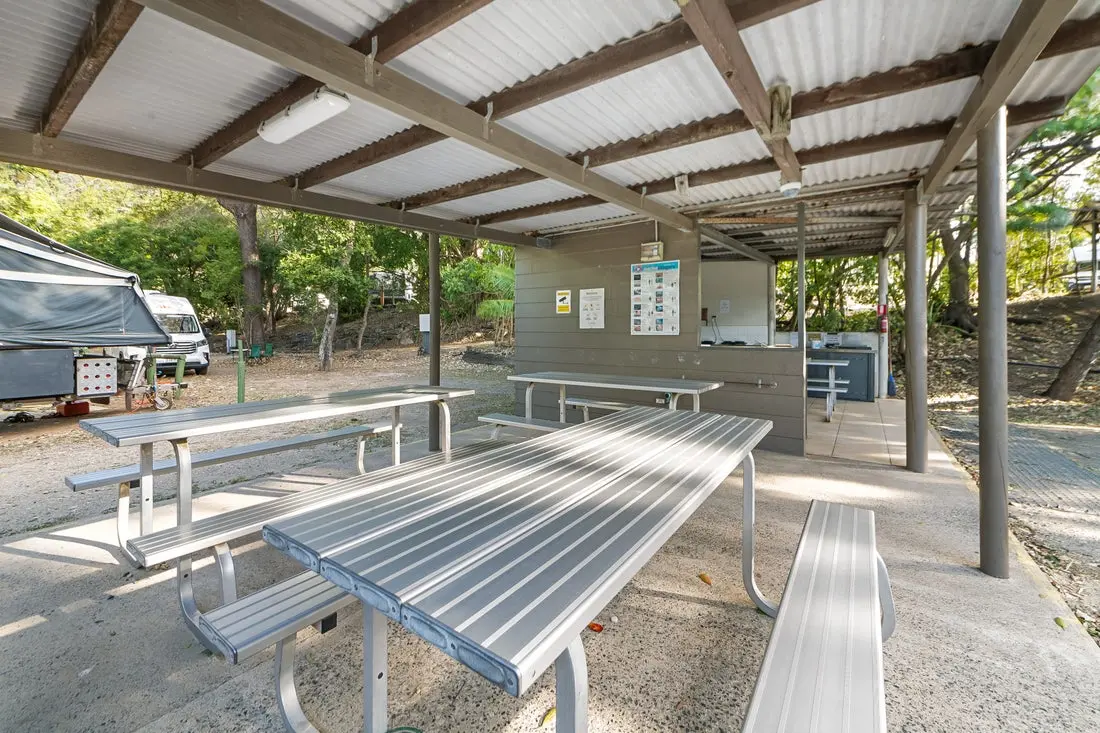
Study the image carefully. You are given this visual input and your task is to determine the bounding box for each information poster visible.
[630,260,680,335]
[579,287,605,329]
[555,289,571,314]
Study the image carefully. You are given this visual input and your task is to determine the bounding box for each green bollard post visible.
[236,343,245,403]
[175,356,185,384]
[145,353,157,387]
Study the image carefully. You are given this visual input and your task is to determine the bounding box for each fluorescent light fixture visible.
[257,87,350,144]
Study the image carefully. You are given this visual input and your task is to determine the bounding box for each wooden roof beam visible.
[678,0,801,185]
[175,0,492,167]
[41,0,144,136]
[921,0,1078,198]
[137,0,696,231]
[287,0,820,189]
[473,97,1063,226]
[396,14,1099,211]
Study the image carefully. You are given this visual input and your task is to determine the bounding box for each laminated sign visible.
[630,260,680,335]
[555,289,571,314]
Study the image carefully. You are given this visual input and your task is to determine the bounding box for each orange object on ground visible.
[57,400,91,417]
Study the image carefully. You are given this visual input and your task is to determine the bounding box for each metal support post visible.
[877,253,889,399]
[174,356,185,384]
[741,452,777,617]
[1091,211,1098,294]
[559,385,567,423]
[904,187,928,473]
[362,608,389,733]
[797,203,807,440]
[236,343,245,403]
[391,406,401,466]
[978,106,1010,579]
[139,443,154,534]
[555,637,589,733]
[428,232,441,451]
[766,263,777,346]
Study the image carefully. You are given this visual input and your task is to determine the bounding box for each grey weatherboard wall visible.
[513,221,805,455]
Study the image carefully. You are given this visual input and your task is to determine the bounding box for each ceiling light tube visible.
[257,87,351,144]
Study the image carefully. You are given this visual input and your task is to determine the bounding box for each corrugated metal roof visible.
[492,202,633,233]
[0,0,97,132]
[61,10,297,161]
[595,130,769,187]
[260,0,410,44]
[1009,49,1099,105]
[328,137,517,200]
[803,142,942,186]
[215,99,413,181]
[389,0,678,105]
[501,46,739,155]
[416,178,585,220]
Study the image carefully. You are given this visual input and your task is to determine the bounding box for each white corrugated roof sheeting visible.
[61,11,296,161]
[389,0,678,105]
[491,203,633,233]
[594,130,769,187]
[215,100,413,181]
[259,0,410,45]
[416,179,586,220]
[1010,49,1099,105]
[0,0,96,132]
[327,138,516,200]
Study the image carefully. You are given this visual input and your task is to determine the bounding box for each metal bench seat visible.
[66,422,393,492]
[199,571,357,733]
[742,500,895,733]
[126,440,500,568]
[563,396,633,421]
[478,412,564,436]
[806,377,851,386]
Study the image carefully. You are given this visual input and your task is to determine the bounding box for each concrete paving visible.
[807,397,907,467]
[1,426,1098,732]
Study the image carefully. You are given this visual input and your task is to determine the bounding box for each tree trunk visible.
[939,225,978,332]
[318,306,337,372]
[217,199,264,347]
[1043,312,1100,400]
[357,302,371,351]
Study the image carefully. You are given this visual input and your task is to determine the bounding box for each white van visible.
[143,292,211,375]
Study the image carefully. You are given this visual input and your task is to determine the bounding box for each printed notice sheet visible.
[630,260,680,335]
[579,287,604,329]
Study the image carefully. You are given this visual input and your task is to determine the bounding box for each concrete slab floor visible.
[808,397,908,468]
[1,428,1097,732]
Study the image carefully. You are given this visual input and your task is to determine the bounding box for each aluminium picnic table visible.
[263,406,773,732]
[508,370,724,422]
[806,358,849,422]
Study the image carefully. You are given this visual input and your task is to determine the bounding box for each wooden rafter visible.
[0,127,536,247]
[393,15,1099,211]
[286,0,820,189]
[177,0,492,167]
[921,0,1078,198]
[136,0,696,231]
[678,0,801,184]
[469,97,1065,226]
[41,0,144,136]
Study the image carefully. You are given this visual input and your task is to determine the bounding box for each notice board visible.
[630,260,680,335]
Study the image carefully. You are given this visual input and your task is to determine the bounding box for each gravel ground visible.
[0,344,515,538]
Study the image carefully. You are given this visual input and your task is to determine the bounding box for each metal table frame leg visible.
[362,608,388,733]
[437,399,451,452]
[525,382,535,419]
[692,393,701,412]
[115,481,140,564]
[391,406,401,466]
[555,636,589,733]
[139,443,154,533]
[559,385,567,423]
[669,393,681,410]
[741,451,778,617]
[275,634,321,733]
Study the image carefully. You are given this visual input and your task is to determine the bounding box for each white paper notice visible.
[719,299,731,315]
[630,260,680,336]
[579,288,605,329]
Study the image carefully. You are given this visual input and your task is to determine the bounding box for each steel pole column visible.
[428,232,441,451]
[1091,212,1097,294]
[877,253,889,398]
[797,203,807,441]
[904,187,927,472]
[978,106,1010,579]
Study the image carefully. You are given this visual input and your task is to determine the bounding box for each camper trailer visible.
[0,214,170,411]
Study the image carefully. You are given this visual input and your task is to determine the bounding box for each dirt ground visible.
[916,291,1100,646]
[0,343,515,538]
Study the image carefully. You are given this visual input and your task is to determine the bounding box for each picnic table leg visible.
[139,443,154,534]
[741,451,778,617]
[438,399,451,452]
[357,437,367,474]
[692,393,701,412]
[525,382,535,419]
[391,406,401,466]
[274,636,320,733]
[559,385,567,423]
[555,636,588,733]
[362,608,389,733]
[170,439,221,652]
[669,393,681,410]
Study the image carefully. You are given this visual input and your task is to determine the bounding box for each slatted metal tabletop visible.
[264,406,771,730]
[80,385,474,446]
[509,371,724,419]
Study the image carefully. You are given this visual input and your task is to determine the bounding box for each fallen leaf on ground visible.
[698,572,713,586]
[1054,616,1067,629]
[587,622,603,633]
[540,707,556,727]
